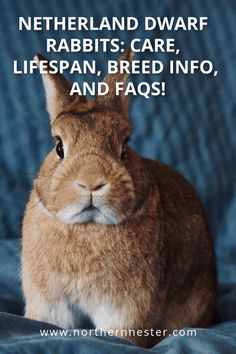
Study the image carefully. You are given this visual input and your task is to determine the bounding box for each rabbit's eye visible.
[55,138,64,159]
[121,137,130,160]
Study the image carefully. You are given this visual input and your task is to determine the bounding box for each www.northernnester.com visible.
[40,328,197,338]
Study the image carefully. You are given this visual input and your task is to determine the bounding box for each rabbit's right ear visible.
[35,54,86,122]
[96,48,135,116]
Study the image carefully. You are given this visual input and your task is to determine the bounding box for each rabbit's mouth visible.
[82,205,98,212]
[56,202,122,225]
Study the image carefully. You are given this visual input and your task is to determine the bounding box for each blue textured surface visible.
[0,240,236,353]
[0,0,236,352]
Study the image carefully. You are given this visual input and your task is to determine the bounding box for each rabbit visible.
[21,49,217,348]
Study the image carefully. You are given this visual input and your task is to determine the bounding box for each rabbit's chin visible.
[56,204,122,225]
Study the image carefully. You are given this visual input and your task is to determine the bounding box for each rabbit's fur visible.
[22,50,216,348]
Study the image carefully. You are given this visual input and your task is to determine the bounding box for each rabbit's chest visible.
[55,233,133,279]
[51,228,146,298]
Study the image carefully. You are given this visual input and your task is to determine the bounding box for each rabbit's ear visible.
[35,54,86,122]
[96,48,135,116]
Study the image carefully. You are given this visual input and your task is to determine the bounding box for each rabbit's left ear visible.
[96,48,135,116]
[35,54,86,122]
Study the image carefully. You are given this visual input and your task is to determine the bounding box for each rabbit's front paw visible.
[25,294,76,329]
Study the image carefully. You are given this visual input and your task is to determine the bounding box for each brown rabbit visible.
[21,50,216,348]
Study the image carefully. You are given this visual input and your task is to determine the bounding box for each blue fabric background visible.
[0,0,235,352]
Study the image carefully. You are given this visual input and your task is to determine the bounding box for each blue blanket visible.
[0,0,236,352]
[1,240,236,353]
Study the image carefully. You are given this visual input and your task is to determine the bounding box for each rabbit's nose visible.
[77,181,108,192]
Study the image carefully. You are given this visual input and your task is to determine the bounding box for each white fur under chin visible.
[56,204,121,225]
[35,191,122,225]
